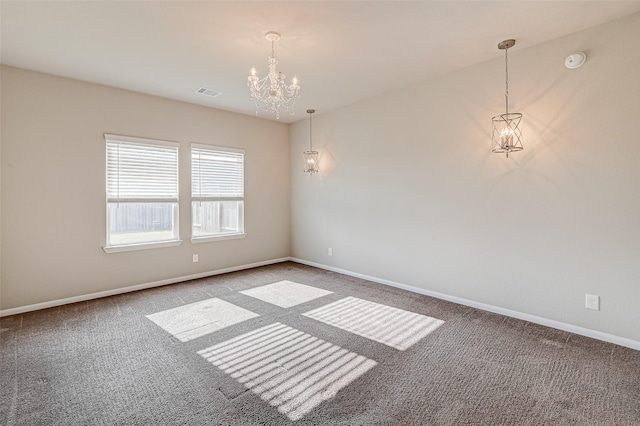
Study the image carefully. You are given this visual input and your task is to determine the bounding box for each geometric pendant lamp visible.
[303,109,319,174]
[491,39,523,158]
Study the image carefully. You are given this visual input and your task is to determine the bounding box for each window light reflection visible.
[198,322,376,421]
[303,296,444,351]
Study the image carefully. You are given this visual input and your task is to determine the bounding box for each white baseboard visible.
[290,257,640,351]
[0,257,291,318]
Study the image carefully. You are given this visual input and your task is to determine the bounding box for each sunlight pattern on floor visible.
[303,297,444,351]
[146,298,259,342]
[240,280,333,308]
[198,322,377,421]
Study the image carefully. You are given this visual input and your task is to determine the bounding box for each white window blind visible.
[104,134,180,250]
[192,145,244,200]
[191,144,245,240]
[107,136,179,202]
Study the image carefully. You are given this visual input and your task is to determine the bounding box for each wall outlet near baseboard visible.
[193,254,199,263]
[585,294,599,310]
[328,248,333,256]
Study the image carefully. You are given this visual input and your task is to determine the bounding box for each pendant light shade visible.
[303,109,319,174]
[492,112,523,157]
[303,151,319,174]
[492,39,523,158]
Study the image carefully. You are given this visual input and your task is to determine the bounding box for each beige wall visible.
[290,13,640,342]
[1,66,290,310]
[0,67,3,301]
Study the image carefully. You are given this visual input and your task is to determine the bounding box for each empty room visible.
[1,1,639,425]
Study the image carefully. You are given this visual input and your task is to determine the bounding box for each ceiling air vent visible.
[196,87,222,98]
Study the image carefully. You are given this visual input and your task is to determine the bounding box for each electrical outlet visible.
[192,254,199,263]
[585,294,599,311]
[328,248,333,256]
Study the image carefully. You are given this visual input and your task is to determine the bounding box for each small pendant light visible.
[492,39,523,158]
[303,109,319,174]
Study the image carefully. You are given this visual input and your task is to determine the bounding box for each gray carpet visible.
[1,261,638,425]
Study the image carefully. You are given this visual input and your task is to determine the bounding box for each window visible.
[104,134,180,252]
[191,144,245,242]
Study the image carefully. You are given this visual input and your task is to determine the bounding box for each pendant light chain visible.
[505,45,509,116]
[309,111,313,151]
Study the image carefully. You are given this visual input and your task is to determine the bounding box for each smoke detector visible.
[565,52,586,69]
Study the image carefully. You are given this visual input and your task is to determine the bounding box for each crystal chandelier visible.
[248,31,300,119]
[303,109,319,174]
[492,39,523,158]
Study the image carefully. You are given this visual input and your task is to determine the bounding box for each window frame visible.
[103,134,182,253]
[190,143,246,243]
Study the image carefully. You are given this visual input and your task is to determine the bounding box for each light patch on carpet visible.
[239,280,333,308]
[303,296,444,351]
[198,322,377,421]
[146,298,259,342]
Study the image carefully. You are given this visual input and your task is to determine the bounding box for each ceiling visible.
[2,1,640,123]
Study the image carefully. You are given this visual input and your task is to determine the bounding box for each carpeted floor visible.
[1,261,638,425]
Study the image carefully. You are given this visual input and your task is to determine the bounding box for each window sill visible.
[103,240,182,253]
[190,233,246,244]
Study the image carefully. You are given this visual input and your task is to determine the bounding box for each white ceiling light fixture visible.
[303,109,319,174]
[492,39,523,159]
[248,31,300,119]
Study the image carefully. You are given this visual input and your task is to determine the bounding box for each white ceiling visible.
[2,1,640,123]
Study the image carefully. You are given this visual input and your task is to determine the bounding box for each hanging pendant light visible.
[303,109,319,174]
[492,39,523,158]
